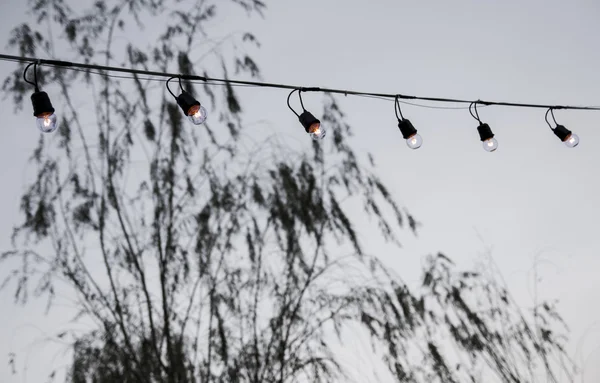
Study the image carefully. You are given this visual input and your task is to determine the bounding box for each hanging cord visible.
[287,89,300,117]
[469,101,482,123]
[23,61,40,92]
[298,89,306,112]
[545,108,559,130]
[166,76,178,99]
[178,76,185,93]
[394,95,405,121]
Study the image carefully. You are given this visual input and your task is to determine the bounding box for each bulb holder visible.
[31,91,55,117]
[176,91,201,116]
[553,124,572,142]
[398,119,417,139]
[298,110,320,133]
[477,123,494,141]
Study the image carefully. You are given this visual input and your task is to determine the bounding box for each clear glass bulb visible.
[309,123,326,141]
[187,105,208,125]
[36,113,59,133]
[482,138,498,152]
[564,133,579,148]
[406,133,423,149]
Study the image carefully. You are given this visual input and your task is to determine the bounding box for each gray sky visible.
[1,0,600,382]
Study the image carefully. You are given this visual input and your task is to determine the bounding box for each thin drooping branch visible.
[277,222,326,383]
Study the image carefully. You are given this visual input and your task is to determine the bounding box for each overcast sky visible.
[1,0,600,382]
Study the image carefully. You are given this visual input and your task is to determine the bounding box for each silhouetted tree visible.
[1,1,575,382]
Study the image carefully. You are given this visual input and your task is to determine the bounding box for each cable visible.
[166,77,178,98]
[394,96,405,120]
[469,102,482,123]
[68,68,259,89]
[398,100,475,110]
[354,94,475,110]
[34,61,39,90]
[23,62,37,90]
[2,53,600,112]
[298,90,306,111]
[287,89,300,117]
[545,108,558,130]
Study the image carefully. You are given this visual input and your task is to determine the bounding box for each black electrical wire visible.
[23,62,38,90]
[355,93,475,110]
[2,53,600,112]
[394,96,405,120]
[298,90,306,111]
[545,108,559,130]
[469,102,482,123]
[166,77,179,98]
[68,68,259,89]
[287,89,300,117]
[398,100,474,110]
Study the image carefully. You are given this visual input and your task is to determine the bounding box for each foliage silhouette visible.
[2,0,574,382]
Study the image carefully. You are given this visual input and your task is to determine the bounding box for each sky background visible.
[1,0,600,382]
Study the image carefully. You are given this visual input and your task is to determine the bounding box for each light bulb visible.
[298,110,325,141]
[187,104,208,125]
[482,138,498,152]
[564,133,579,148]
[397,119,421,150]
[406,133,423,149]
[309,123,326,140]
[31,91,57,133]
[36,112,58,133]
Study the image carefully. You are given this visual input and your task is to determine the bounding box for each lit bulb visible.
[309,123,326,140]
[406,133,423,149]
[187,104,208,125]
[482,138,498,152]
[36,112,59,133]
[564,133,579,148]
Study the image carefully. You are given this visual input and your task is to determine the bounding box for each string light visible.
[167,77,207,125]
[470,102,498,152]
[2,54,598,149]
[287,89,326,140]
[395,96,422,149]
[23,62,59,133]
[546,108,579,148]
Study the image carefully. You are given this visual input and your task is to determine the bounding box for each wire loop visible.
[298,89,306,111]
[545,108,559,130]
[394,95,405,121]
[23,62,40,91]
[469,101,482,123]
[166,77,178,99]
[287,89,300,117]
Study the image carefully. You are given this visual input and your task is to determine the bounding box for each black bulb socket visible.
[398,119,418,139]
[477,123,495,141]
[176,91,200,116]
[553,124,572,142]
[31,91,55,117]
[298,110,320,133]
